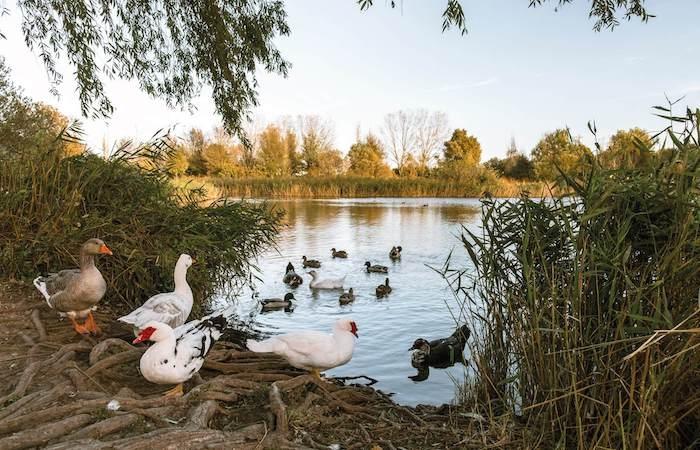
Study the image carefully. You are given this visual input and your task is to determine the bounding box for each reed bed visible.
[0,127,282,314]
[447,109,700,448]
[214,175,545,199]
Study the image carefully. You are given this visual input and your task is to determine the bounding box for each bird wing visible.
[43,269,81,295]
[174,308,231,365]
[119,292,189,328]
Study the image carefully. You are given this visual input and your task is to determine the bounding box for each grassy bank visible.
[213,175,547,198]
[450,109,700,448]
[0,131,281,314]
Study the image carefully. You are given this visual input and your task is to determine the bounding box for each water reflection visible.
[229,197,482,406]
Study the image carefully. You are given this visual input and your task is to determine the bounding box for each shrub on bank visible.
[0,131,281,315]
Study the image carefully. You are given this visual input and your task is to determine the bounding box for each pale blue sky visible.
[1,1,699,160]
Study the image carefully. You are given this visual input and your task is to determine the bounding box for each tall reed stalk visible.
[448,108,700,449]
[0,125,281,314]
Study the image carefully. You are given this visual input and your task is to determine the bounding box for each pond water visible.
[231,198,483,407]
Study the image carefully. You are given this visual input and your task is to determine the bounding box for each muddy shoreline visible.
[0,281,499,450]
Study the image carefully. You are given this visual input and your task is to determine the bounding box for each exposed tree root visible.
[0,283,489,449]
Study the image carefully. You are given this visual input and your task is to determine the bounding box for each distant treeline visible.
[161,110,663,198]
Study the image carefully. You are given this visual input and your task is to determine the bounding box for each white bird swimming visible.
[118,254,194,333]
[246,318,358,378]
[133,306,233,396]
[308,270,345,289]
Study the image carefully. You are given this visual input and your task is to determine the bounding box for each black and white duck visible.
[331,248,348,258]
[339,288,355,305]
[364,261,388,274]
[409,324,471,369]
[375,278,392,298]
[260,293,295,313]
[302,256,321,268]
[282,262,303,288]
[389,246,402,260]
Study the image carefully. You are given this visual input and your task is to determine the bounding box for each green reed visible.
[0,124,281,315]
[445,109,700,448]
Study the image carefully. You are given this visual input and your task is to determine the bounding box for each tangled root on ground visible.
[0,290,500,450]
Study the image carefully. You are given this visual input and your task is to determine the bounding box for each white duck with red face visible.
[133,307,232,396]
[246,318,358,378]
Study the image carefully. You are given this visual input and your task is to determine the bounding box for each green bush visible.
[449,109,700,448]
[0,129,281,315]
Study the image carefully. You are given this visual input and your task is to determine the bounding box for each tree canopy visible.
[8,0,290,143]
[347,134,393,178]
[531,129,592,181]
[599,127,653,169]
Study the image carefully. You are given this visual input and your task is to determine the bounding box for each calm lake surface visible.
[232,198,482,407]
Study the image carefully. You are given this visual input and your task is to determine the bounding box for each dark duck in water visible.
[389,246,402,260]
[282,262,303,288]
[409,324,471,369]
[260,293,295,313]
[302,256,321,268]
[331,248,348,258]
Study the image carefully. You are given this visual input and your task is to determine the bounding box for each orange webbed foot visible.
[85,312,101,336]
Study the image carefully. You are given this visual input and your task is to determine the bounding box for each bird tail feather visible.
[33,276,51,305]
[246,337,284,353]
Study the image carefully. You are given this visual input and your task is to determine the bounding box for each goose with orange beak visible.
[33,238,113,335]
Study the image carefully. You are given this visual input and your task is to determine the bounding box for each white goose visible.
[246,318,358,378]
[133,306,233,396]
[308,270,345,289]
[119,254,194,333]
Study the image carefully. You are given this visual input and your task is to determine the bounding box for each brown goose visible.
[33,238,113,335]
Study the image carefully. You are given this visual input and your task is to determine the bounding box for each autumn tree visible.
[203,143,239,176]
[285,129,303,176]
[166,149,189,177]
[531,129,593,181]
[258,125,289,176]
[184,128,208,176]
[439,129,482,178]
[311,149,346,177]
[347,134,393,178]
[485,138,534,180]
[599,127,653,169]
[0,58,83,156]
[298,116,334,174]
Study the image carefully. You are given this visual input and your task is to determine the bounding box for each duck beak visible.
[132,335,145,344]
[99,244,113,255]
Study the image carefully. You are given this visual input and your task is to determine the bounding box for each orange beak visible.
[99,244,113,255]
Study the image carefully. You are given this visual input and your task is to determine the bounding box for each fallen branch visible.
[187,400,222,429]
[60,413,141,442]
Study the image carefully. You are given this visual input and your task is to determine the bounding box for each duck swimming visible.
[331,248,348,258]
[389,246,402,260]
[302,256,321,269]
[308,270,345,289]
[364,261,388,274]
[282,262,303,288]
[375,278,392,298]
[33,238,112,335]
[261,293,295,312]
[339,288,355,305]
[409,324,470,369]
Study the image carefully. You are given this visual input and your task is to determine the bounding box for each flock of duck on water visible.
[32,238,470,395]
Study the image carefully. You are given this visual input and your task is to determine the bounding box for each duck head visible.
[83,238,113,256]
[284,293,295,302]
[308,270,318,279]
[285,262,294,273]
[336,318,358,338]
[364,261,371,268]
[409,338,431,353]
[133,321,172,344]
[454,324,471,342]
